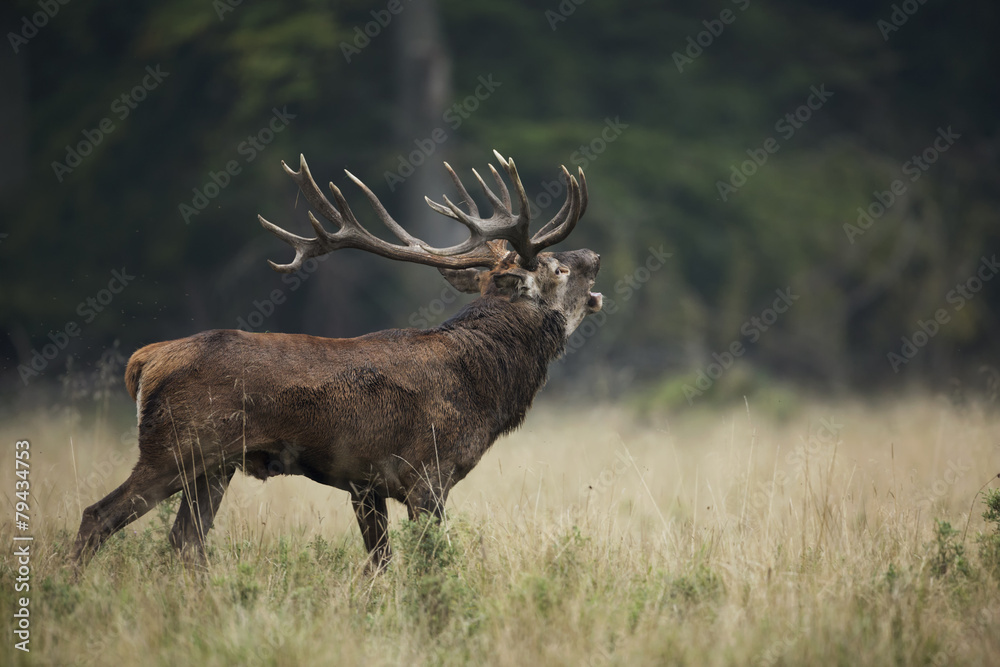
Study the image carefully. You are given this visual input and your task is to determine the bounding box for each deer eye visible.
[555,266,570,276]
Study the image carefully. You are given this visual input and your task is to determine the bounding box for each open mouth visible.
[586,292,603,312]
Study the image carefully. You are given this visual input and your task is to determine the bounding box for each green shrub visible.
[977,487,1000,579]
[393,516,476,636]
[929,519,971,580]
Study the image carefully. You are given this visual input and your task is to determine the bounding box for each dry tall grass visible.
[2,391,999,666]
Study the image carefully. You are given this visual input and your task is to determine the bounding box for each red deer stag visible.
[72,150,602,570]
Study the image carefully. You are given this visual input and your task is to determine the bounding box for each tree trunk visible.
[393,0,454,247]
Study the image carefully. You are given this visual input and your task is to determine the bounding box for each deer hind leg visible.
[350,487,391,572]
[71,452,188,567]
[169,467,234,563]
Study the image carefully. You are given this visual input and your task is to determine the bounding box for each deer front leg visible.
[350,486,391,571]
[404,475,451,522]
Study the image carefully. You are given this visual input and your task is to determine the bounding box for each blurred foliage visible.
[1,0,998,397]
[979,486,1000,579]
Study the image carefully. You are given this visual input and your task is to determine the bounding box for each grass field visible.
[2,390,1000,666]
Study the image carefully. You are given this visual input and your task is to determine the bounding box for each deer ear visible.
[489,268,538,300]
[438,267,487,294]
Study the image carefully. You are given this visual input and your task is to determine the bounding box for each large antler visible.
[424,150,587,268]
[259,151,587,273]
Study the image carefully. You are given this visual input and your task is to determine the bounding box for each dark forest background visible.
[1,0,998,406]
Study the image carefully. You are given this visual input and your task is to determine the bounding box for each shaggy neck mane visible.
[435,295,566,437]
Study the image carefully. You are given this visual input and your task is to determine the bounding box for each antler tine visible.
[327,180,361,227]
[260,207,347,273]
[530,169,582,252]
[470,167,510,218]
[443,162,479,217]
[487,163,512,211]
[531,166,573,241]
[491,154,540,266]
[344,170,422,246]
[497,155,532,228]
[530,165,586,243]
[520,166,587,263]
[424,194,487,234]
[282,155,346,230]
[420,195,489,256]
[486,163,512,256]
[424,166,497,235]
[259,155,345,273]
[258,214,318,272]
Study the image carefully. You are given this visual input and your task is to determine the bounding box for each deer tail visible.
[124,342,169,402]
